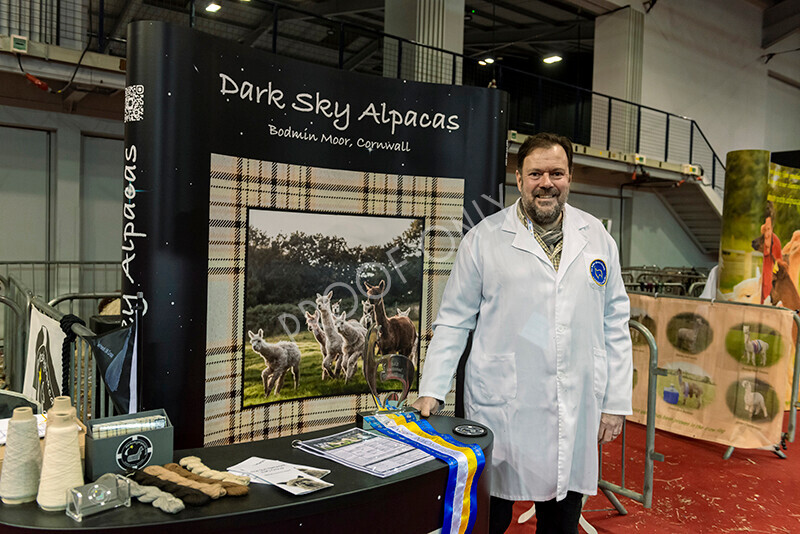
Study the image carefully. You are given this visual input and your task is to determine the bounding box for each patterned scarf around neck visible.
[517,201,564,270]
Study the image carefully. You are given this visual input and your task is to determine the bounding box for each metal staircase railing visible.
[1,0,726,192]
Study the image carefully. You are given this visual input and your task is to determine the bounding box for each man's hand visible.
[411,396,441,417]
[597,413,625,445]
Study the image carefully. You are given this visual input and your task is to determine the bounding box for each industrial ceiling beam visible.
[763,0,800,47]
[103,0,142,52]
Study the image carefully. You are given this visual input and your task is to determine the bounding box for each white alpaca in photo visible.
[741,380,768,418]
[334,312,366,383]
[360,300,374,328]
[742,325,769,366]
[248,329,301,397]
[396,307,411,317]
[316,292,345,378]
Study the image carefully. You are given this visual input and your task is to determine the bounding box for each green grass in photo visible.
[657,371,716,410]
[724,323,782,367]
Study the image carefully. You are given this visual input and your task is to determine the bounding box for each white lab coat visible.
[419,201,632,502]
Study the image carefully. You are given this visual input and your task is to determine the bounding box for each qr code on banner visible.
[124,85,145,122]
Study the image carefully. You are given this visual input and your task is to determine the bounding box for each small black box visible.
[84,409,173,480]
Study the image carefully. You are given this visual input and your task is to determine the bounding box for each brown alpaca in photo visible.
[771,259,800,311]
[364,280,417,360]
[676,369,703,407]
[782,230,800,290]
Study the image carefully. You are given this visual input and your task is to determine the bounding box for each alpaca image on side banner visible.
[677,368,704,407]
[677,317,704,353]
[741,380,768,418]
[781,230,800,290]
[770,259,800,310]
[742,325,769,366]
[719,269,761,304]
[247,329,301,397]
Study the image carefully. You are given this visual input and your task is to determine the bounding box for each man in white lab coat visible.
[412,132,633,534]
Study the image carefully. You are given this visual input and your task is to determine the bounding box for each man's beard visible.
[521,186,568,226]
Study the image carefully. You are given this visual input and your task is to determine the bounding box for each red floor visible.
[506,414,800,533]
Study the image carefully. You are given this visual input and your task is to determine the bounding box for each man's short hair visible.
[516,132,574,173]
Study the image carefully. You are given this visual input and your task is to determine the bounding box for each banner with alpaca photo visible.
[23,305,66,412]
[717,150,800,307]
[205,155,464,444]
[629,293,795,449]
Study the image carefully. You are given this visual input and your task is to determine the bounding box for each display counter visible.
[0,415,493,534]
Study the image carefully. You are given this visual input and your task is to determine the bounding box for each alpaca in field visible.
[364,280,417,359]
[742,325,769,366]
[676,317,703,352]
[248,329,301,397]
[676,369,703,407]
[334,312,366,383]
[331,299,342,315]
[741,380,768,418]
[720,269,761,304]
[396,307,411,317]
[305,310,327,369]
[360,300,374,328]
[781,231,800,290]
[770,259,800,311]
[316,292,345,379]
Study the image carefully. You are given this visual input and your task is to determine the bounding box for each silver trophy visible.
[357,324,419,429]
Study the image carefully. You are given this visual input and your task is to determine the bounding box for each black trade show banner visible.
[123,22,508,447]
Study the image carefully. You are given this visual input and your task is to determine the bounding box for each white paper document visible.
[227,457,333,495]
[292,427,433,478]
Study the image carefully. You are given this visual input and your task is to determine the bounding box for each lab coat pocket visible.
[472,353,517,406]
[593,347,608,400]
[584,252,609,292]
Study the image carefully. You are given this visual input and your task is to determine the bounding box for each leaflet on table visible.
[0,414,47,445]
[292,427,433,478]
[228,457,331,482]
[227,457,333,495]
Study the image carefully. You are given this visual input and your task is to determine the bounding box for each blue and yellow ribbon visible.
[365,413,485,534]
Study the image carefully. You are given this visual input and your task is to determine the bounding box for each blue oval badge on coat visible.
[590,259,608,286]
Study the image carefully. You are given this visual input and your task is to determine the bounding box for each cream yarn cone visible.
[36,408,84,511]
[0,407,42,504]
[50,396,72,413]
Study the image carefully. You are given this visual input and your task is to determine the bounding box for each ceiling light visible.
[205,3,221,12]
[483,57,495,64]
[543,55,562,64]
[478,60,487,66]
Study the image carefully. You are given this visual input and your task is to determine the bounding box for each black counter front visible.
[0,415,493,534]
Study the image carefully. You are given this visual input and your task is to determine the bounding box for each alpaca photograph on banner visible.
[724,322,783,368]
[243,208,423,408]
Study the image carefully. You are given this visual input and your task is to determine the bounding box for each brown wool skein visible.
[143,465,227,499]
[163,463,248,497]
[129,470,211,506]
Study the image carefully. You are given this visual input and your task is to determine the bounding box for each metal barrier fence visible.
[0,261,121,359]
[597,320,664,512]
[2,274,33,391]
[2,0,727,192]
[623,265,710,297]
[0,261,121,302]
[0,273,116,422]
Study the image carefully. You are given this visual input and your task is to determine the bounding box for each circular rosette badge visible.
[589,259,607,286]
[115,434,153,470]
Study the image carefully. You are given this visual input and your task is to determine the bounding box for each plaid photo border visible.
[204,153,465,445]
